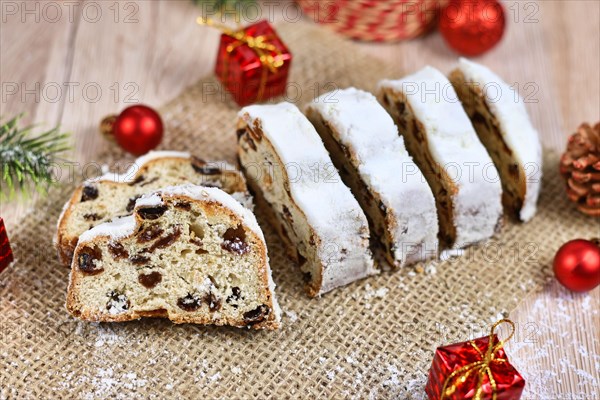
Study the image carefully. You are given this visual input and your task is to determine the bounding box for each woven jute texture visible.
[0,22,596,400]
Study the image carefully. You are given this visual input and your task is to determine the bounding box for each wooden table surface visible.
[1,1,598,398]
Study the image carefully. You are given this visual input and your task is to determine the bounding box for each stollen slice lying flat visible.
[449,58,543,222]
[66,184,280,330]
[378,66,503,249]
[305,87,438,268]
[237,102,377,297]
[56,151,249,266]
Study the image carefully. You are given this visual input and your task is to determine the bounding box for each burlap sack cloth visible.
[0,22,595,399]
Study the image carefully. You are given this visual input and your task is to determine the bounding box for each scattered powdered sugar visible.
[581,295,592,311]
[84,322,126,348]
[78,368,148,399]
[209,372,221,382]
[363,283,389,300]
[45,322,239,398]
[359,283,391,310]
[382,365,401,388]
[505,283,599,398]
[325,365,345,381]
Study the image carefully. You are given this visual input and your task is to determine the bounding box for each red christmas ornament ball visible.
[439,0,506,56]
[553,239,600,292]
[111,105,163,156]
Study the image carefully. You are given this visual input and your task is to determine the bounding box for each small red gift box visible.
[0,217,14,273]
[425,320,525,400]
[214,20,292,106]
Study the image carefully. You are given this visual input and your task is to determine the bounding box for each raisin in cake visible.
[66,184,280,329]
[378,66,503,248]
[305,88,438,268]
[56,151,249,266]
[237,102,377,297]
[449,58,543,221]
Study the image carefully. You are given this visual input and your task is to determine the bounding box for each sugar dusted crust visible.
[56,151,250,266]
[66,185,280,330]
[450,58,542,222]
[378,67,503,249]
[237,102,377,297]
[305,88,439,268]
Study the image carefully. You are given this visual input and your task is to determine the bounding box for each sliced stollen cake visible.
[449,58,543,221]
[66,184,280,330]
[378,66,503,248]
[56,151,249,266]
[237,102,377,297]
[305,88,438,268]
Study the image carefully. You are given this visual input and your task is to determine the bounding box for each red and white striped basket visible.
[297,0,448,42]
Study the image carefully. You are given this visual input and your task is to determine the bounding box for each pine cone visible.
[560,122,600,216]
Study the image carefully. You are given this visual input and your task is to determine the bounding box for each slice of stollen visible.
[237,102,377,297]
[378,66,504,249]
[305,87,439,268]
[66,184,280,330]
[450,58,543,222]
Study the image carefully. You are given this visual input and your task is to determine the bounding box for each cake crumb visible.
[285,310,298,322]
[424,264,437,275]
[440,249,464,261]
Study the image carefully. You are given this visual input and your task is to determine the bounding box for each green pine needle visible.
[0,114,70,199]
[192,0,255,12]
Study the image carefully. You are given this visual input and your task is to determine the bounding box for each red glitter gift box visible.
[213,20,292,106]
[0,217,14,273]
[425,320,525,400]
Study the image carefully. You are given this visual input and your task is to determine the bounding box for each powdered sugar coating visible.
[89,151,238,184]
[457,58,542,221]
[306,88,438,265]
[379,66,503,247]
[239,102,377,294]
[78,215,137,244]
[93,151,191,183]
[137,185,264,241]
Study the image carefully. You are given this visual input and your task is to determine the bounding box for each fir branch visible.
[0,115,70,199]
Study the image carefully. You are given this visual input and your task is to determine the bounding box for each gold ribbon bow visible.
[441,319,515,400]
[196,17,285,102]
